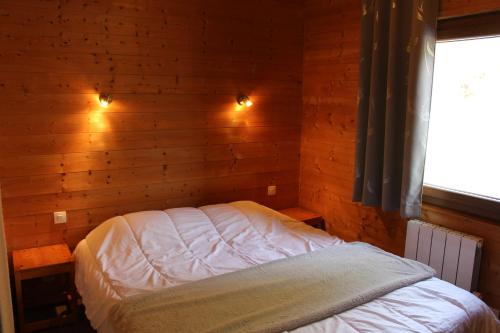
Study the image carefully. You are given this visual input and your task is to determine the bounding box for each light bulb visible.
[236,95,253,108]
[99,93,112,108]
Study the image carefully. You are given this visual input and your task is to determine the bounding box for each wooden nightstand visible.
[279,207,326,230]
[13,243,77,333]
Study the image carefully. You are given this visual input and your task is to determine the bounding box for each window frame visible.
[437,10,500,41]
[423,10,500,222]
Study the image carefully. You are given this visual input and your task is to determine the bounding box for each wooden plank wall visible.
[0,0,304,251]
[300,0,500,308]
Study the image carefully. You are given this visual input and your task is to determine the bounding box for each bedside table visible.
[13,243,77,333]
[279,207,326,230]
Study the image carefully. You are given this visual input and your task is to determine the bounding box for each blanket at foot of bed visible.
[108,242,435,333]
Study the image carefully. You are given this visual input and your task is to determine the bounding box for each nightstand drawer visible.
[16,262,73,280]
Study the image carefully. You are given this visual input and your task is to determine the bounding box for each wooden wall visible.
[0,0,304,251]
[300,0,500,308]
[2,0,498,307]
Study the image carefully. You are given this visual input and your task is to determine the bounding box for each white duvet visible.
[74,201,499,333]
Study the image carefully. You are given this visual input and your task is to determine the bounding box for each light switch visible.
[54,211,67,224]
[267,185,277,196]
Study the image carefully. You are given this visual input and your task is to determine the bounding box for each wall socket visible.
[267,185,277,196]
[53,211,67,224]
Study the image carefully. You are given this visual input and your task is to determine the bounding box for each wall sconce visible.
[99,93,112,108]
[236,95,253,108]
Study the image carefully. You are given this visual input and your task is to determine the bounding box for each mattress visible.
[73,201,499,332]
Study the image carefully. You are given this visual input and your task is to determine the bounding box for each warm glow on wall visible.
[92,94,111,131]
[99,93,112,108]
[89,111,108,131]
[234,103,244,112]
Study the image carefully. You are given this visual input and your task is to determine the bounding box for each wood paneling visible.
[440,0,500,18]
[300,0,500,308]
[0,0,304,250]
[3,0,499,309]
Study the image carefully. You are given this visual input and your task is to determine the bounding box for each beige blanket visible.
[108,242,435,333]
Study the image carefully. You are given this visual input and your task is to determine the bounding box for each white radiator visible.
[404,220,482,292]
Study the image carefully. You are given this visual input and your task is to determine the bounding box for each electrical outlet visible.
[267,185,277,196]
[53,211,67,224]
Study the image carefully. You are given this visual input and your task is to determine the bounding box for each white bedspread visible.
[74,201,499,333]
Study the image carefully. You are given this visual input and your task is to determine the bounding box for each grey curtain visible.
[353,0,439,218]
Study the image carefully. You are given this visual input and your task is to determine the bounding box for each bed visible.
[73,201,499,332]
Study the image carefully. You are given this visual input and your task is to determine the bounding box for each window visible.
[423,12,500,221]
